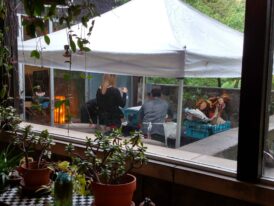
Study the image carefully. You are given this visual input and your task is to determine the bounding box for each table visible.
[0,187,93,206]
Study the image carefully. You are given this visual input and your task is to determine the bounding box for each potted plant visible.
[53,161,91,206]
[13,125,55,190]
[0,143,22,192]
[0,106,22,133]
[66,129,147,206]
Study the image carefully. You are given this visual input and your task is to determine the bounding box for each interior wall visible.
[0,137,269,206]
[133,174,261,206]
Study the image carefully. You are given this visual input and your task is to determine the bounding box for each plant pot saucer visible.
[92,201,135,206]
[19,179,52,197]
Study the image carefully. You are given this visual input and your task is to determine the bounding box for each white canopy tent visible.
[18,0,243,77]
[18,0,243,147]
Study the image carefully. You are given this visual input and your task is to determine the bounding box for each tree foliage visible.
[185,0,245,32]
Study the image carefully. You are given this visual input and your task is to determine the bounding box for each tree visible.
[185,0,245,32]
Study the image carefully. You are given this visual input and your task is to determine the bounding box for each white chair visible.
[163,122,177,147]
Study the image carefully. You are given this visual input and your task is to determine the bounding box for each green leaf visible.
[80,73,86,79]
[81,16,88,27]
[30,50,40,59]
[77,39,83,50]
[79,73,92,79]
[47,4,56,18]
[65,99,70,106]
[44,35,50,45]
[55,100,65,108]
[34,0,44,16]
[23,0,34,16]
[86,74,93,80]
[69,35,76,53]
[82,47,91,52]
[82,39,89,44]
[0,85,7,98]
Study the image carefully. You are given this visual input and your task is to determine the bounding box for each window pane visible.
[263,72,274,177]
[19,0,245,174]
[24,65,51,125]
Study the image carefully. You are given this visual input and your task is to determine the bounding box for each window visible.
[17,0,247,176]
[237,0,274,183]
[14,0,274,187]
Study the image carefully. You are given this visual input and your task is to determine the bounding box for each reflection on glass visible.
[264,83,274,179]
[19,0,246,175]
[54,96,66,124]
[24,65,50,125]
[22,67,241,172]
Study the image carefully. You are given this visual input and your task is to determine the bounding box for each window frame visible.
[237,0,274,182]
[3,0,274,189]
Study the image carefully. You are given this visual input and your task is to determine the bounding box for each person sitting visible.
[96,74,128,132]
[80,98,99,128]
[139,88,173,143]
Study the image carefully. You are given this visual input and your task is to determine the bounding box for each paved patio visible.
[179,115,274,178]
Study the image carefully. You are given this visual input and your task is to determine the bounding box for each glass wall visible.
[264,91,274,178]
[263,57,274,179]
[19,0,246,175]
[24,65,51,125]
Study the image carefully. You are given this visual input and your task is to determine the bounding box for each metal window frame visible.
[237,0,274,182]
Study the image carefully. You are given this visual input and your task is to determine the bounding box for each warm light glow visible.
[54,96,66,124]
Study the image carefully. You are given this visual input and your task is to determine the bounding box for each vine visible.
[21,0,98,59]
[0,0,16,105]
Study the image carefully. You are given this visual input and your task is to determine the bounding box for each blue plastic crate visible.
[183,120,231,139]
[211,121,231,134]
[185,128,210,139]
[123,106,141,127]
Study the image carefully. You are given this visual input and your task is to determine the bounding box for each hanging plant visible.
[21,0,98,60]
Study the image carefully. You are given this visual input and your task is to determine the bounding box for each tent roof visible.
[18,0,243,78]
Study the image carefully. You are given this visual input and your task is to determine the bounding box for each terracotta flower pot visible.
[17,161,51,188]
[91,174,136,206]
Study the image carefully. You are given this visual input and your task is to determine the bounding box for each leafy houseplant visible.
[0,106,22,132]
[14,125,55,189]
[53,161,90,206]
[0,143,22,192]
[66,130,147,206]
[54,161,74,206]
[54,161,90,195]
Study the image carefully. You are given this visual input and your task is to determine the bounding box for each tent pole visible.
[142,76,146,104]
[176,78,184,148]
[50,68,55,127]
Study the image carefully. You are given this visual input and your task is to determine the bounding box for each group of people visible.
[82,74,173,142]
[194,93,230,125]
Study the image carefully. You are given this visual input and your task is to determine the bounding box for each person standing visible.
[139,88,173,142]
[96,74,128,131]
